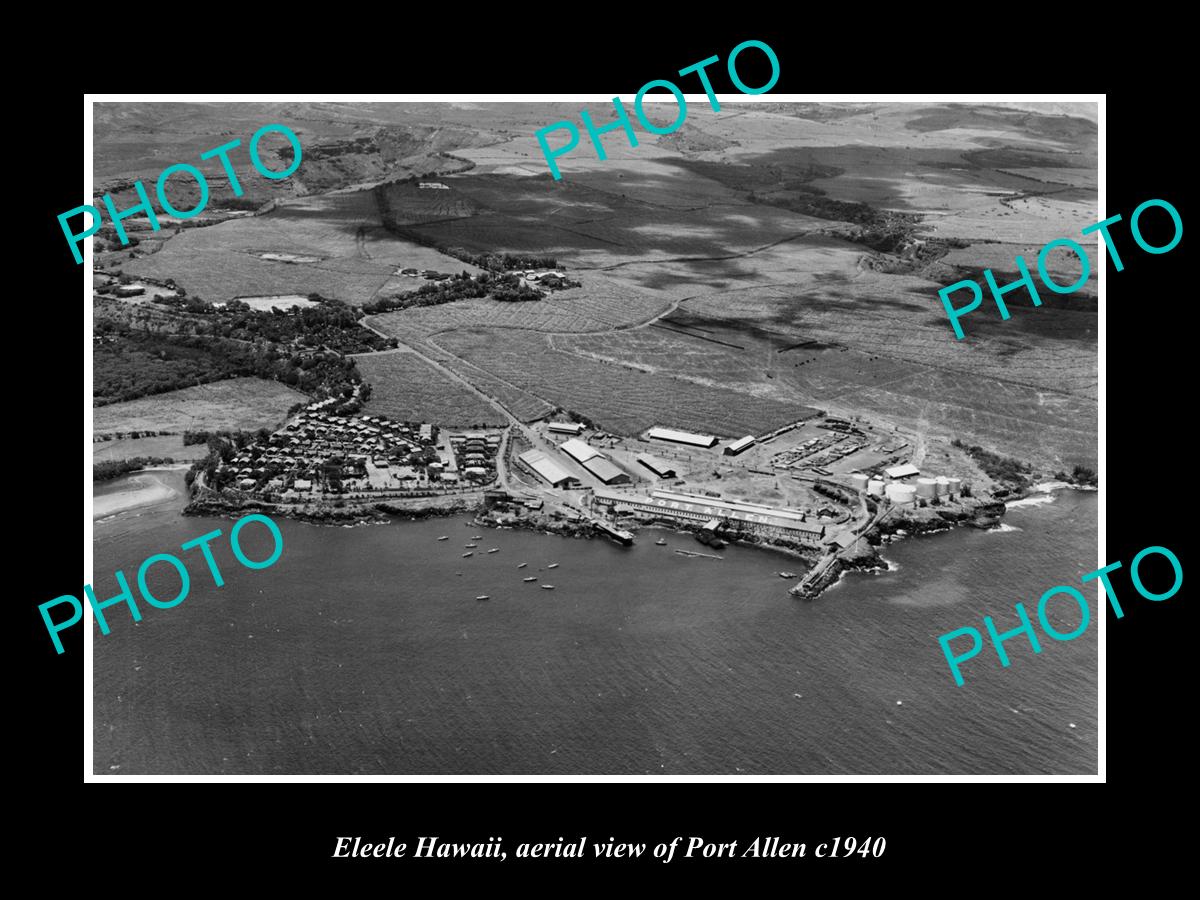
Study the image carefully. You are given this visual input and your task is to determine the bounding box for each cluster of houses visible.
[448,432,501,483]
[216,412,485,503]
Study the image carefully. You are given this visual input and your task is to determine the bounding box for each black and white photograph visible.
[82,96,1102,777]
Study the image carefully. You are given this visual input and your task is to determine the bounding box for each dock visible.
[594,521,635,545]
[674,548,723,560]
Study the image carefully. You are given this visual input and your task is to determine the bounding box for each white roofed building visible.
[646,426,718,448]
[518,449,577,488]
[559,438,599,464]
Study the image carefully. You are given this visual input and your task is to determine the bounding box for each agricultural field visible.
[355,351,507,427]
[669,286,1096,467]
[95,101,1098,473]
[121,190,482,305]
[93,378,308,435]
[435,329,815,437]
[92,435,210,463]
[367,273,670,341]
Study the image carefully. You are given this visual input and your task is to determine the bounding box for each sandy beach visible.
[93,469,183,519]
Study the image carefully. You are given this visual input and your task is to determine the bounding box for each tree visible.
[1071,465,1097,485]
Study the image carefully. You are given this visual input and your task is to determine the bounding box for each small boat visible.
[462,552,473,558]
[541,584,555,590]
[437,536,449,541]
[523,576,537,582]
[655,538,667,546]
[465,543,477,548]
[778,571,799,579]
[475,595,490,601]
[471,535,482,540]
[517,563,527,569]
[547,563,559,569]
[487,548,499,554]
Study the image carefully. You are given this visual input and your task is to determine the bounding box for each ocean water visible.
[92,476,1098,775]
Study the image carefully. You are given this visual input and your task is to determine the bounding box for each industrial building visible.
[558,438,630,484]
[548,421,586,436]
[582,457,630,485]
[559,438,599,464]
[885,463,919,479]
[518,449,577,488]
[646,426,718,448]
[636,454,676,479]
[724,435,756,456]
[593,488,825,545]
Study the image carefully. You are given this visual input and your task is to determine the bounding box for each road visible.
[355,325,605,516]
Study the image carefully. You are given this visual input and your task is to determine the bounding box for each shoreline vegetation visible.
[94,456,177,482]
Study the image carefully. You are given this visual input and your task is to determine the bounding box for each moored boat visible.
[475,595,490,601]
[523,576,537,582]
[437,536,448,541]
[462,552,473,558]
[547,563,559,569]
[541,584,555,590]
[487,548,499,554]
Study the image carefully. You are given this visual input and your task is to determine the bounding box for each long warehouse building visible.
[645,426,718,448]
[559,438,599,463]
[582,457,630,485]
[593,488,825,545]
[559,438,631,484]
[636,453,676,479]
[518,449,577,488]
[724,435,756,456]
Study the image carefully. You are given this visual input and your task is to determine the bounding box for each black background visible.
[20,26,1188,885]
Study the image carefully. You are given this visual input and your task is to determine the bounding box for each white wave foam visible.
[988,523,1022,533]
[1004,494,1056,510]
[1032,481,1072,492]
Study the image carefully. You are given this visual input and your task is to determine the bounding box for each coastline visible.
[180,479,1093,599]
[93,469,183,519]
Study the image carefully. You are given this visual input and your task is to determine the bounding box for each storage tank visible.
[868,479,885,498]
[887,483,916,504]
[947,477,963,496]
[935,476,950,497]
[850,473,870,492]
[915,477,938,499]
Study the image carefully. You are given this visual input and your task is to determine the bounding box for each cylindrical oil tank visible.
[947,477,963,495]
[935,476,950,496]
[887,483,916,504]
[850,473,870,491]
[915,477,938,499]
[868,479,885,497]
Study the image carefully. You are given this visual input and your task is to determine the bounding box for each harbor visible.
[94,487,1098,775]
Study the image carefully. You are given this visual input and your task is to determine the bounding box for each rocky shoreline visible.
[185,484,1054,603]
[788,498,1011,600]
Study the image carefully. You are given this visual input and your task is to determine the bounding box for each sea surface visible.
[93,473,1099,775]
